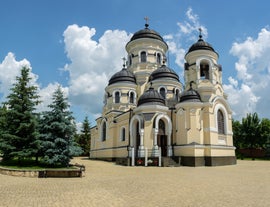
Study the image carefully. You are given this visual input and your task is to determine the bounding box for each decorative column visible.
[152,128,159,157]
[138,129,145,157]
[167,131,172,157]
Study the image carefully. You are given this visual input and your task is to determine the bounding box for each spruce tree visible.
[76,116,91,156]
[0,67,40,162]
[39,86,82,166]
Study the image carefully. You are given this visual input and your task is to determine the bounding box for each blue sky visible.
[1,0,270,128]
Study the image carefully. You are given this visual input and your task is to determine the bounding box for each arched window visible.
[140,51,147,62]
[217,110,225,134]
[200,62,210,79]
[156,53,161,64]
[175,88,180,102]
[115,91,120,103]
[129,55,132,66]
[121,127,126,141]
[158,119,166,135]
[101,121,106,141]
[129,91,135,104]
[159,87,166,99]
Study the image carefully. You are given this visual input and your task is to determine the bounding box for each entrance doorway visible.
[158,135,167,156]
[158,119,167,156]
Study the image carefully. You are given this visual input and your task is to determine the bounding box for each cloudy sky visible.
[1,0,270,128]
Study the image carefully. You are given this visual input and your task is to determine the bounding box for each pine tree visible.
[76,116,91,156]
[0,67,40,162]
[39,86,82,166]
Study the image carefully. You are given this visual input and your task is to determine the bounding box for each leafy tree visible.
[260,118,270,148]
[233,113,270,159]
[232,119,243,149]
[39,86,82,166]
[76,116,91,156]
[241,113,261,151]
[0,67,40,163]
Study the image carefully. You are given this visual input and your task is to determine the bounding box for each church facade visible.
[90,23,236,166]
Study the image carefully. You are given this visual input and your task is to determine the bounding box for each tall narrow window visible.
[115,91,120,103]
[200,63,209,79]
[175,88,180,102]
[217,110,225,134]
[129,55,132,66]
[160,87,166,99]
[101,121,106,141]
[157,53,161,64]
[129,91,135,104]
[140,51,147,62]
[121,128,126,141]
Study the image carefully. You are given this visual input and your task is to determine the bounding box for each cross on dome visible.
[144,16,149,28]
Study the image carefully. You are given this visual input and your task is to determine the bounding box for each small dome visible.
[128,24,167,45]
[149,64,179,82]
[108,68,136,85]
[180,88,201,103]
[138,87,165,106]
[186,33,218,56]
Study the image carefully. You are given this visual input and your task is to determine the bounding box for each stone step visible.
[162,157,181,167]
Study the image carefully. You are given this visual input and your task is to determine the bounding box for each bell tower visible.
[184,29,224,102]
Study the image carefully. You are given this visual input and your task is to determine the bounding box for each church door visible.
[157,119,167,157]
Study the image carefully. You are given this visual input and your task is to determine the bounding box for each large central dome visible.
[130,23,164,42]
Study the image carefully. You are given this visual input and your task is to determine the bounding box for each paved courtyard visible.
[0,158,269,207]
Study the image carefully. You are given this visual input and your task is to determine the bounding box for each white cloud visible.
[225,28,270,119]
[164,7,207,78]
[0,52,65,113]
[0,52,33,101]
[63,24,132,114]
[37,83,69,112]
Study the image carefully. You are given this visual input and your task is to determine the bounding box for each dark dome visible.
[180,88,201,103]
[129,24,166,43]
[138,87,165,106]
[149,64,179,82]
[187,36,217,55]
[108,68,136,85]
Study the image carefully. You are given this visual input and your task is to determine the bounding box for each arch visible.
[156,53,161,64]
[154,113,172,134]
[214,103,229,135]
[128,55,132,66]
[158,86,167,99]
[154,113,173,156]
[128,90,136,104]
[129,114,144,147]
[140,51,147,62]
[113,90,121,103]
[120,127,126,141]
[217,110,225,134]
[100,118,107,142]
[196,57,213,81]
[174,88,181,102]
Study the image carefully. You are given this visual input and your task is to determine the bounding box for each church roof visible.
[138,87,165,106]
[180,88,201,103]
[108,67,136,85]
[149,64,179,82]
[186,32,218,56]
[128,23,167,46]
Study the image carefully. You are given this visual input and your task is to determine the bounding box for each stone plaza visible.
[0,158,269,207]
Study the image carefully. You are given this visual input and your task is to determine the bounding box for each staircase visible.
[162,157,181,167]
